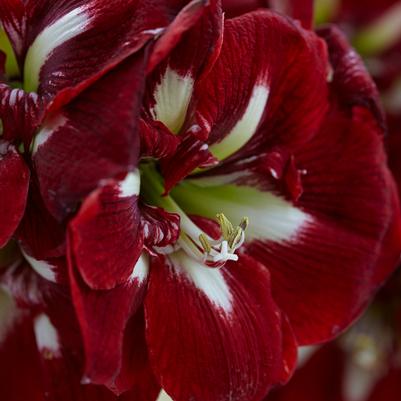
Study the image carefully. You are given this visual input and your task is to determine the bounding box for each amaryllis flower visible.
[1,1,400,401]
[22,1,401,400]
[266,269,401,401]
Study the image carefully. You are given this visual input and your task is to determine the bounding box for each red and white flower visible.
[0,1,400,401]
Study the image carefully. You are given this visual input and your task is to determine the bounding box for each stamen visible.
[194,213,248,268]
[199,233,212,254]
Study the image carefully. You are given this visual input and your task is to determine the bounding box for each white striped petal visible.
[24,7,91,92]
[210,84,270,161]
[172,182,312,243]
[169,251,233,313]
[151,67,194,134]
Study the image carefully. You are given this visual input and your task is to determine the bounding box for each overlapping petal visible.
[157,10,329,190]
[0,0,208,105]
[0,142,29,247]
[33,52,146,220]
[68,247,151,393]
[145,253,297,401]
[69,173,143,290]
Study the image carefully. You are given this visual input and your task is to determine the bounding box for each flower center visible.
[140,162,248,268]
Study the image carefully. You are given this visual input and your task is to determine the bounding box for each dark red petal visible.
[0,264,153,401]
[1,0,204,107]
[318,25,385,128]
[194,11,328,160]
[0,85,44,144]
[161,134,217,193]
[139,118,181,159]
[16,182,67,283]
[112,309,160,398]
[147,0,215,74]
[0,293,45,401]
[140,204,180,251]
[33,52,146,220]
[222,0,269,18]
[69,174,143,290]
[68,238,149,392]
[145,253,297,401]
[0,143,30,247]
[246,107,401,344]
[269,0,314,29]
[144,0,222,140]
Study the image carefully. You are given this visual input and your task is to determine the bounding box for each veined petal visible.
[16,182,68,283]
[246,107,401,344]
[145,0,222,133]
[0,143,30,248]
[68,241,150,393]
[269,0,314,29]
[33,52,146,220]
[145,253,297,401]
[140,204,180,251]
[192,11,328,162]
[69,172,143,290]
[222,0,269,18]
[0,84,44,144]
[23,5,92,93]
[318,25,385,128]
[150,66,195,134]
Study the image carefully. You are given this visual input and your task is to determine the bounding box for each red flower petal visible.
[318,25,385,128]
[68,241,149,392]
[269,0,314,29]
[1,0,204,107]
[69,173,143,290]
[147,0,217,74]
[246,107,401,344]
[193,11,328,162]
[0,85,44,144]
[145,0,222,135]
[140,203,180,251]
[145,253,297,401]
[0,143,30,248]
[0,291,44,401]
[33,52,146,220]
[222,0,269,18]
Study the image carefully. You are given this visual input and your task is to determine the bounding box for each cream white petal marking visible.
[34,314,61,356]
[31,114,67,154]
[170,251,233,313]
[129,253,149,284]
[210,84,270,161]
[156,390,174,401]
[24,6,91,92]
[151,67,194,134]
[172,183,312,243]
[21,248,57,282]
[0,289,20,344]
[118,169,141,198]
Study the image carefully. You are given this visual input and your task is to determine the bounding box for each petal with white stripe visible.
[145,253,297,401]
[69,172,143,290]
